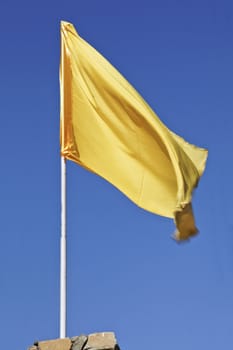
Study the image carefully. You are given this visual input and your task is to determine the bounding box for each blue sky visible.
[1,1,233,349]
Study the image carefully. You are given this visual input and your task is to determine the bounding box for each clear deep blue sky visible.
[1,1,233,349]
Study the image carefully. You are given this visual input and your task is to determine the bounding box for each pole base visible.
[28,332,120,350]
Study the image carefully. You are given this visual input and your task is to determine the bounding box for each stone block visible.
[38,338,71,350]
[71,335,88,350]
[84,332,117,350]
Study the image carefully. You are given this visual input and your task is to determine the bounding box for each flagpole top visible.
[60,21,73,29]
[60,20,70,26]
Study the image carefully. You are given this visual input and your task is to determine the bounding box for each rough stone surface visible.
[84,332,117,350]
[28,332,120,350]
[71,335,88,350]
[38,338,71,350]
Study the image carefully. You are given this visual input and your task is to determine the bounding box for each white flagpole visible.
[60,156,67,338]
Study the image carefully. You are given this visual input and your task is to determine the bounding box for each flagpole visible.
[60,156,67,338]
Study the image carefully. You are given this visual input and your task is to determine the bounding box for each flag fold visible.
[60,21,208,241]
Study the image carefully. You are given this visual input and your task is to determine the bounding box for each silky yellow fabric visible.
[60,21,208,240]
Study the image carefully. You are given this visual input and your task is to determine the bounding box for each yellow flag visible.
[60,21,208,241]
